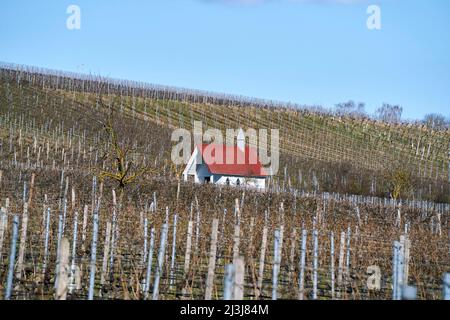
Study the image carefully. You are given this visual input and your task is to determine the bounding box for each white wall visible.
[195,163,212,183]
[187,161,266,190]
[215,175,265,190]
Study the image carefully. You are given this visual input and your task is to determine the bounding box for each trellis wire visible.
[0,179,447,301]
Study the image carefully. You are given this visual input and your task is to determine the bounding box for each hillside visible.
[0,64,448,202]
[0,64,448,301]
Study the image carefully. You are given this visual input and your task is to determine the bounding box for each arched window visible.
[226,178,230,185]
[236,179,240,186]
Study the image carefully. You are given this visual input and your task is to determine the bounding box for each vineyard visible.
[0,63,448,300]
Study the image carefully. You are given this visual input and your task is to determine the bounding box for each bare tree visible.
[335,101,366,118]
[423,113,448,130]
[376,103,403,123]
[97,100,156,189]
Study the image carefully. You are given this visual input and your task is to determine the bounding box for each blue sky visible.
[0,0,449,120]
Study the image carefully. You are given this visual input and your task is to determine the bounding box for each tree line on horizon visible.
[334,100,449,129]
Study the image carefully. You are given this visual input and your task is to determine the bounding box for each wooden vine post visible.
[205,219,219,300]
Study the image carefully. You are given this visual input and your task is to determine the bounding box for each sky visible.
[0,0,449,120]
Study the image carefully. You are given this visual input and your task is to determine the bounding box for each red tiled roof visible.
[197,144,268,177]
